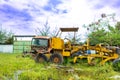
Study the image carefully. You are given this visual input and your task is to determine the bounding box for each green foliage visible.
[116,22,120,30]
[88,25,120,45]
[5,36,13,44]
[107,25,120,45]
[85,14,120,46]
[0,27,13,44]
[88,27,120,46]
[88,29,107,45]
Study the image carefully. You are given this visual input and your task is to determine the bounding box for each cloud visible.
[2,21,35,35]
[42,0,68,14]
[43,0,62,11]
[0,3,35,35]
[0,4,33,21]
[0,0,120,36]
[89,0,120,9]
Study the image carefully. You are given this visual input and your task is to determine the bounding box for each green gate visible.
[13,41,31,53]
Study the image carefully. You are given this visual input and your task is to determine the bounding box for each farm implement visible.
[73,39,120,65]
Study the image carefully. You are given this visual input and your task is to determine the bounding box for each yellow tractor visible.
[31,27,80,64]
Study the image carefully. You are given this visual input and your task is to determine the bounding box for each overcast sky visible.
[0,0,120,36]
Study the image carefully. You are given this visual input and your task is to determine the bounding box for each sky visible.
[0,0,120,37]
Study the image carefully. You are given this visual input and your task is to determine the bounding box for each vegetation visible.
[84,13,120,46]
[36,20,58,37]
[67,32,81,44]
[0,53,120,80]
[0,27,13,44]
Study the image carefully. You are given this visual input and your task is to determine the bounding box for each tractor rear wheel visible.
[35,54,48,63]
[50,53,63,64]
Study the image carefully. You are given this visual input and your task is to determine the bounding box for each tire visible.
[35,54,48,63]
[50,53,63,64]
[112,58,120,71]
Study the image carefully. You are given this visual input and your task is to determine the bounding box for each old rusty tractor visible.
[31,27,80,64]
[30,27,120,65]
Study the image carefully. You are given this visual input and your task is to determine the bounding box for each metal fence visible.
[13,41,31,53]
[0,45,13,53]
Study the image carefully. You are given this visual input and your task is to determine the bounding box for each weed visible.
[0,53,119,80]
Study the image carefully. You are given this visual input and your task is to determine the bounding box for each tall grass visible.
[0,53,120,80]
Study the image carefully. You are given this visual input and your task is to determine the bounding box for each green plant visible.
[0,53,119,80]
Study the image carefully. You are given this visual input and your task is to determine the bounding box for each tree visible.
[84,13,120,46]
[107,25,120,46]
[5,31,13,44]
[0,27,13,44]
[36,20,50,36]
[50,27,59,37]
[36,20,58,37]
[67,32,81,44]
[88,29,107,45]
[116,22,120,30]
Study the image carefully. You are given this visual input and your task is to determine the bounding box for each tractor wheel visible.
[50,53,63,64]
[112,58,120,71]
[35,54,48,63]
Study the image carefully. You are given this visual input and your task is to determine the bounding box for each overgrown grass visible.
[0,53,120,80]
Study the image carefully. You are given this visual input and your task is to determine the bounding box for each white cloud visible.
[0,0,48,9]
[0,0,120,39]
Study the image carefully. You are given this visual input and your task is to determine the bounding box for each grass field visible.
[0,53,120,80]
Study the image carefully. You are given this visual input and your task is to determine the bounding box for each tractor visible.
[31,27,81,64]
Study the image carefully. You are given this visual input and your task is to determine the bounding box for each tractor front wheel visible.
[50,53,63,64]
[35,54,48,63]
